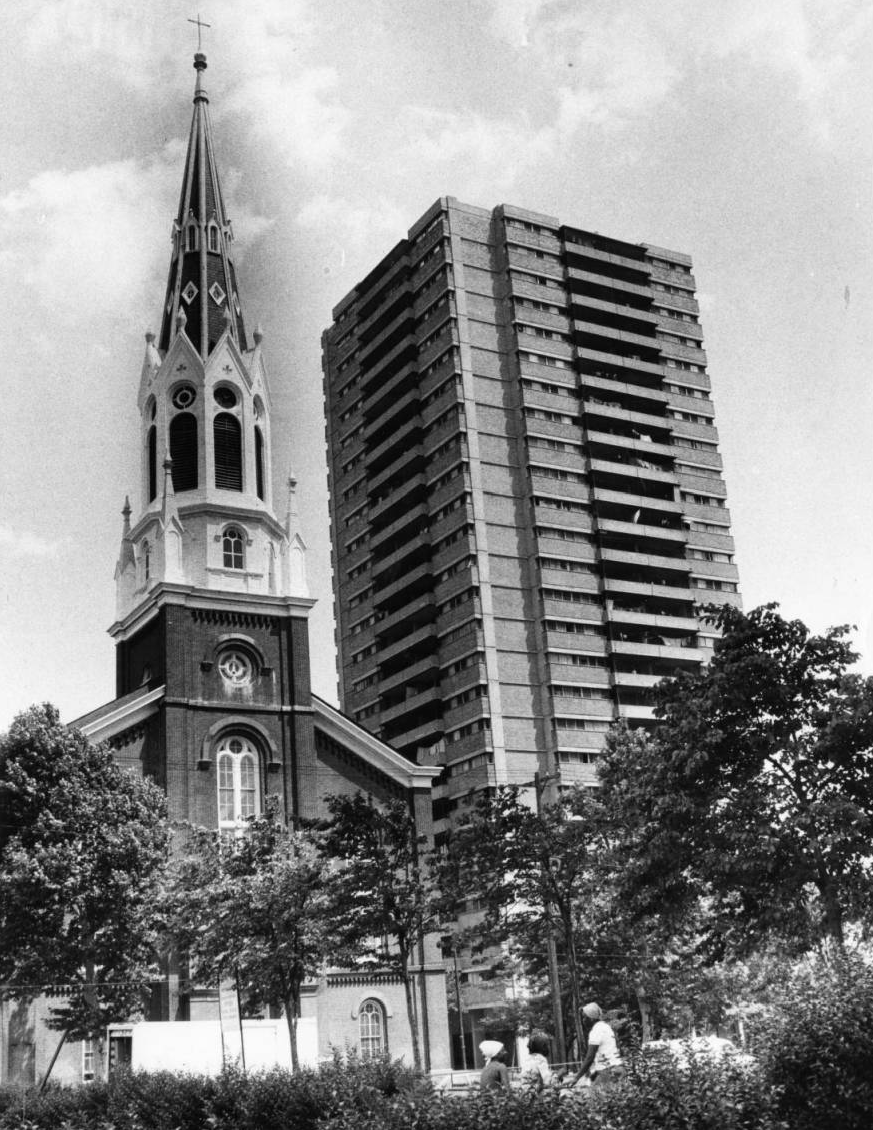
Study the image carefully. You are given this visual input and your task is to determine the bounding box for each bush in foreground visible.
[0,1051,787,1130]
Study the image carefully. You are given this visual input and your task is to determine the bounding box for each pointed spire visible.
[158,53,248,360]
[285,472,299,535]
[160,453,178,527]
[116,496,136,573]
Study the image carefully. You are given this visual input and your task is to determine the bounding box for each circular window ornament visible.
[214,386,238,409]
[173,384,197,409]
[218,650,254,686]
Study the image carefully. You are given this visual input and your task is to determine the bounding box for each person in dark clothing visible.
[479,1040,510,1091]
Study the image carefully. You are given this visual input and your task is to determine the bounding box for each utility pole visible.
[534,771,567,1066]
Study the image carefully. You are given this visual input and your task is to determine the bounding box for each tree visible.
[164,813,336,1072]
[600,603,873,954]
[0,703,169,1041]
[436,783,611,1056]
[319,794,436,1072]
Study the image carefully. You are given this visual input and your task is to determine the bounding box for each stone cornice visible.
[109,582,315,642]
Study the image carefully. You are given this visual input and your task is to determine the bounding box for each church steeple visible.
[115,53,306,626]
[158,52,247,359]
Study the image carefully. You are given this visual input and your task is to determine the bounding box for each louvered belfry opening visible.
[147,426,157,502]
[214,413,242,491]
[255,426,265,500]
[169,413,198,491]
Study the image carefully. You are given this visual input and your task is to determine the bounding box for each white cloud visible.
[296,195,406,250]
[0,526,61,560]
[398,106,555,197]
[0,143,271,327]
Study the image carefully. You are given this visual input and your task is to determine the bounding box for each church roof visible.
[158,53,248,359]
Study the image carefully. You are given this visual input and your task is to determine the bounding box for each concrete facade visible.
[323,197,740,803]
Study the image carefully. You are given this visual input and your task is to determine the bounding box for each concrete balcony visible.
[568,243,651,276]
[600,546,692,572]
[419,352,461,400]
[659,339,707,365]
[510,276,568,304]
[587,429,675,460]
[613,671,663,688]
[553,728,608,750]
[677,469,727,497]
[673,448,723,473]
[592,486,681,514]
[365,414,421,470]
[570,293,660,327]
[542,598,603,621]
[536,536,597,562]
[514,307,571,334]
[573,320,660,356]
[418,324,460,371]
[589,457,676,486]
[598,518,687,543]
[365,385,420,440]
[545,631,607,653]
[504,225,562,255]
[517,330,574,361]
[368,471,426,524]
[524,417,580,443]
[545,662,611,685]
[680,500,732,524]
[416,301,457,344]
[606,607,699,632]
[379,685,442,727]
[424,440,469,481]
[611,639,704,662]
[428,472,473,514]
[652,290,699,316]
[369,502,428,553]
[618,704,656,721]
[567,267,651,300]
[375,593,436,640]
[688,559,740,581]
[525,443,586,473]
[549,696,613,717]
[657,313,704,342]
[578,346,665,380]
[521,387,581,416]
[539,567,601,592]
[378,654,440,695]
[649,264,696,290]
[422,384,464,429]
[389,717,446,753]
[428,505,476,547]
[531,479,590,506]
[579,372,669,406]
[439,663,489,699]
[603,577,696,603]
[438,626,486,665]
[377,623,437,665]
[583,402,671,435]
[370,539,430,582]
[444,700,492,731]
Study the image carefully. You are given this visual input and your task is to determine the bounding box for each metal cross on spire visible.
[187,13,211,50]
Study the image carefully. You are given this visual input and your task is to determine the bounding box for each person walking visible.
[573,1003,625,1088]
[478,1040,510,1091]
[521,1030,555,1091]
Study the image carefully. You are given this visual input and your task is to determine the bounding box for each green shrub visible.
[755,952,873,1130]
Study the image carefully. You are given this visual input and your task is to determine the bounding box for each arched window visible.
[359,1000,386,1059]
[255,425,265,501]
[142,541,150,584]
[208,225,219,252]
[216,735,260,831]
[147,425,157,502]
[169,412,198,491]
[214,413,242,491]
[186,224,197,252]
[223,526,245,570]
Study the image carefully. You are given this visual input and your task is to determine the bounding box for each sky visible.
[1,0,871,728]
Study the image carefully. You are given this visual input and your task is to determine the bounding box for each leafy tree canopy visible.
[164,814,338,1072]
[600,603,873,953]
[0,704,169,1038]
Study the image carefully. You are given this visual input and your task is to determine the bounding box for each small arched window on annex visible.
[169,412,198,492]
[215,733,261,833]
[357,999,388,1060]
[222,525,246,570]
[214,412,243,491]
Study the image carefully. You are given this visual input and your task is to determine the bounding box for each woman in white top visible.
[575,1002,625,1088]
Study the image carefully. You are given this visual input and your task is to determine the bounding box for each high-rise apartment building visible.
[322,197,740,806]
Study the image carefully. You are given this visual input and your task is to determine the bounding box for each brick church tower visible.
[60,53,450,1076]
